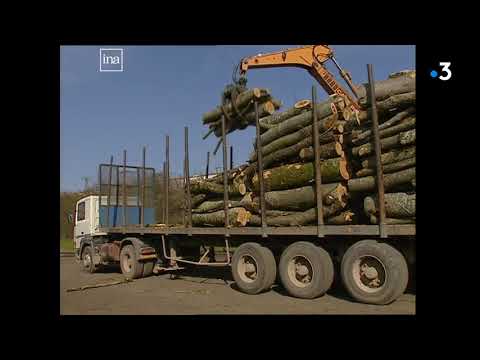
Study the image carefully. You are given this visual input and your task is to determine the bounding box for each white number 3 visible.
[439,62,452,81]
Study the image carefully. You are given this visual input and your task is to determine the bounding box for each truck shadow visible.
[164,265,234,285]
[165,265,416,299]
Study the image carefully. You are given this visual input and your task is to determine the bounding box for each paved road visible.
[60,257,415,315]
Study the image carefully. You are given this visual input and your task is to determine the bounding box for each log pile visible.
[190,70,415,227]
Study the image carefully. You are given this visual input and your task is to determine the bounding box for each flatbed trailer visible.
[100,224,414,237]
[73,64,415,305]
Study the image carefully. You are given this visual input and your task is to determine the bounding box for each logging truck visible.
[72,64,415,306]
[73,187,415,305]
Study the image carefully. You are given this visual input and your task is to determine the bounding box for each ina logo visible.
[99,48,124,72]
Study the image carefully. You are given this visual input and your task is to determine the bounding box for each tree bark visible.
[250,113,339,162]
[352,129,415,157]
[261,183,347,211]
[347,167,415,193]
[202,88,270,124]
[191,179,246,196]
[192,200,242,213]
[364,192,415,218]
[209,165,249,184]
[357,92,416,122]
[355,73,415,102]
[353,107,415,144]
[355,157,416,177]
[351,116,416,146]
[298,141,344,161]
[361,145,416,169]
[248,201,344,227]
[259,100,311,130]
[369,215,414,225]
[259,98,341,146]
[191,194,207,208]
[252,158,349,192]
[247,125,343,170]
[192,207,251,227]
[325,211,355,224]
[212,100,280,137]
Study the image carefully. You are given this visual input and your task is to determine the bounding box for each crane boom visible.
[239,45,360,110]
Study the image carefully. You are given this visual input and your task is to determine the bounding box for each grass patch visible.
[60,238,75,252]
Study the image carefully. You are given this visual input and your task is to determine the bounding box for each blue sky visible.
[60,45,415,192]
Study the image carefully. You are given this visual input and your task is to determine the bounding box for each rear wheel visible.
[120,245,144,280]
[231,242,276,295]
[81,246,97,273]
[341,240,409,305]
[279,242,334,299]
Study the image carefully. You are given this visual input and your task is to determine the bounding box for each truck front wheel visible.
[81,246,97,274]
[341,240,408,305]
[120,245,144,280]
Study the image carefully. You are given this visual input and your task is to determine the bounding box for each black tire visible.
[142,260,155,277]
[231,242,277,295]
[341,240,409,305]
[279,242,334,299]
[81,246,97,273]
[260,246,277,292]
[120,245,144,280]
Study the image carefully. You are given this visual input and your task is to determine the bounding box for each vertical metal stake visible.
[165,135,170,233]
[137,168,140,224]
[115,166,119,227]
[185,126,192,234]
[98,164,102,228]
[141,146,146,227]
[221,116,230,237]
[162,161,166,224]
[205,151,210,179]
[312,86,325,237]
[106,156,113,228]
[123,150,127,230]
[367,64,387,238]
[254,101,268,237]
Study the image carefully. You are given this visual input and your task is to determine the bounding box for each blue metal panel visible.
[99,206,155,227]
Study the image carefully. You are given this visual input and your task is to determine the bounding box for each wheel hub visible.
[122,253,133,273]
[353,256,386,293]
[238,255,258,283]
[83,253,91,268]
[288,256,314,288]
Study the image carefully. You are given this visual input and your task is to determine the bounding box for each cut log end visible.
[299,148,308,159]
[335,142,343,156]
[236,208,251,226]
[336,123,344,134]
[238,183,247,195]
[264,101,275,115]
[339,158,350,180]
[294,99,312,109]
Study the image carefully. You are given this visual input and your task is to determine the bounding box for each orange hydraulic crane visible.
[237,45,361,111]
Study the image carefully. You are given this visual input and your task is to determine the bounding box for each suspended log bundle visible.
[192,70,415,227]
[202,87,282,141]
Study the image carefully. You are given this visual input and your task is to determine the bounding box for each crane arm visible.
[239,45,360,110]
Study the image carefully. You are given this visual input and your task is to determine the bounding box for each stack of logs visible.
[190,70,415,227]
[202,88,282,146]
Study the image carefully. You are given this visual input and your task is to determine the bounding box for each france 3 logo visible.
[430,62,451,81]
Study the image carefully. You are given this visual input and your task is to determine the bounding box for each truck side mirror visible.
[67,213,73,224]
